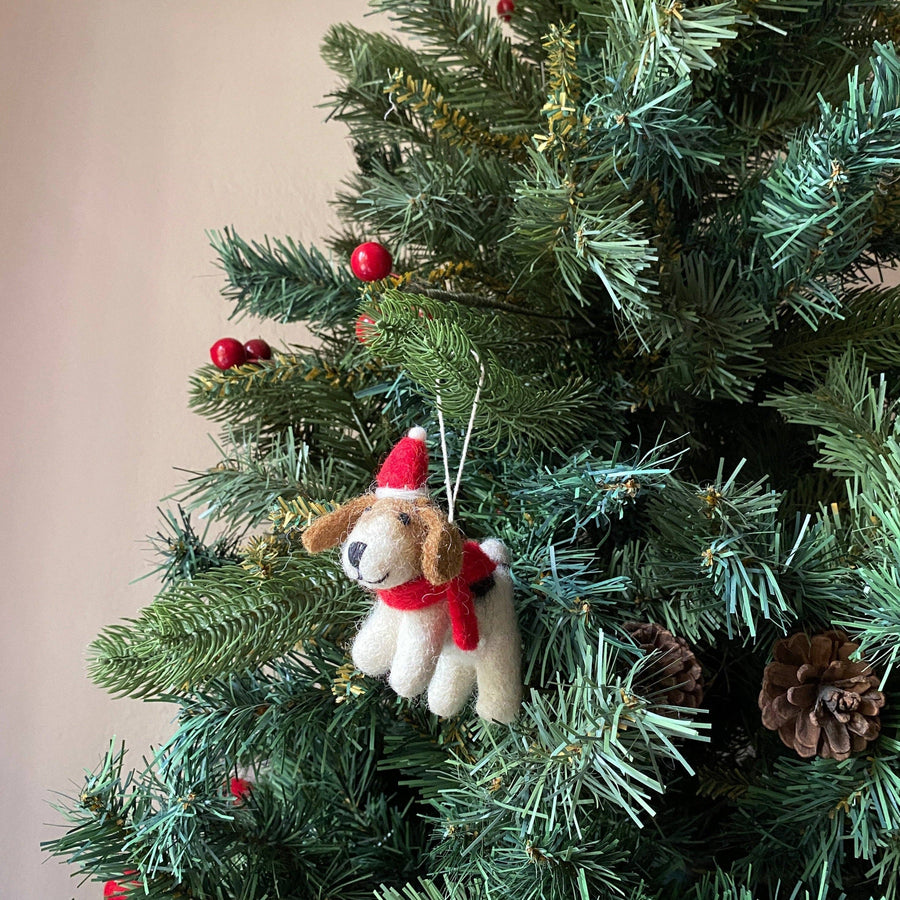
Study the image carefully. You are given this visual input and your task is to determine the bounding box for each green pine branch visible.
[508,149,657,323]
[514,539,630,684]
[745,42,900,321]
[514,441,682,544]
[767,286,900,380]
[765,348,900,501]
[594,0,747,82]
[171,427,367,532]
[583,73,725,199]
[701,1,899,149]
[336,143,518,265]
[321,23,442,147]
[620,462,855,640]
[649,252,772,402]
[142,505,244,588]
[188,348,391,471]
[371,0,543,128]
[734,731,900,897]
[44,744,149,890]
[209,227,360,330]
[88,555,366,699]
[45,734,422,900]
[834,503,900,666]
[360,290,606,450]
[155,648,404,786]
[433,634,708,848]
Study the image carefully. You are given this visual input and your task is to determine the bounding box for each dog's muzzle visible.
[347,541,366,568]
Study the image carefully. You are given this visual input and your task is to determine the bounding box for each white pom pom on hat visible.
[375,427,430,499]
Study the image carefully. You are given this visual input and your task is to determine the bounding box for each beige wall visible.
[0,2,371,895]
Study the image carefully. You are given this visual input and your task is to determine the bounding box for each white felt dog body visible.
[426,538,522,723]
[301,491,522,723]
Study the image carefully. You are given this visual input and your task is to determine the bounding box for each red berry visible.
[355,313,377,345]
[497,0,514,21]
[210,337,246,370]
[230,776,252,803]
[350,242,393,282]
[243,338,272,362]
[104,872,137,897]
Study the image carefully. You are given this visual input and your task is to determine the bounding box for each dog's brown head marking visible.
[302,494,464,587]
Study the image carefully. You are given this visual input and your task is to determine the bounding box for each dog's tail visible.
[478,538,508,567]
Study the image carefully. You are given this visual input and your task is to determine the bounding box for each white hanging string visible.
[435,394,454,518]
[383,71,399,121]
[435,351,486,523]
[383,90,399,121]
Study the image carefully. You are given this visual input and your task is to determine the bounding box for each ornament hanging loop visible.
[384,74,399,121]
[435,351,486,523]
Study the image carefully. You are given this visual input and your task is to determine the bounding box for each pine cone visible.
[759,630,885,761]
[625,621,704,709]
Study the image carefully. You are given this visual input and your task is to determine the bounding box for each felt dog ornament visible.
[302,427,522,723]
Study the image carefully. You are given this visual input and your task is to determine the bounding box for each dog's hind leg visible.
[388,603,448,698]
[352,600,400,677]
[474,632,522,724]
[472,563,522,725]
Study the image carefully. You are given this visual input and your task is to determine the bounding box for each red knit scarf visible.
[377,541,496,651]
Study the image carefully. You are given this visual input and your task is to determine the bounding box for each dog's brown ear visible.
[418,505,464,584]
[302,495,373,554]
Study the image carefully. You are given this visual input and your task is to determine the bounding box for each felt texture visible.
[302,430,522,722]
[341,507,424,588]
[376,427,429,493]
[301,494,374,555]
[388,602,448,698]
[378,540,493,650]
[427,538,522,724]
[418,504,464,584]
[352,600,449,697]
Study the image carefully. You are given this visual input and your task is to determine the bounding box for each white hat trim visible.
[375,486,428,500]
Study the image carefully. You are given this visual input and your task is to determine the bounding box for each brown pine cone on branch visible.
[759,630,885,761]
[625,621,704,710]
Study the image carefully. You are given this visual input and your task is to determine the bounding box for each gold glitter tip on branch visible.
[386,70,530,159]
[535,23,588,155]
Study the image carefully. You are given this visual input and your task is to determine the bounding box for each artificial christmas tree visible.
[46,1,900,898]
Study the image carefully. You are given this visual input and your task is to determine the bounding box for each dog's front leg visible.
[352,600,402,677]
[428,645,477,718]
[388,604,449,698]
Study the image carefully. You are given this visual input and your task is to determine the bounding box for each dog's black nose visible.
[347,541,367,569]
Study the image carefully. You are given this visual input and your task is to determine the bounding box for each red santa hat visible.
[375,427,429,499]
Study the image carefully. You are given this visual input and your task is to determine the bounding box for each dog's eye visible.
[397,512,411,526]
